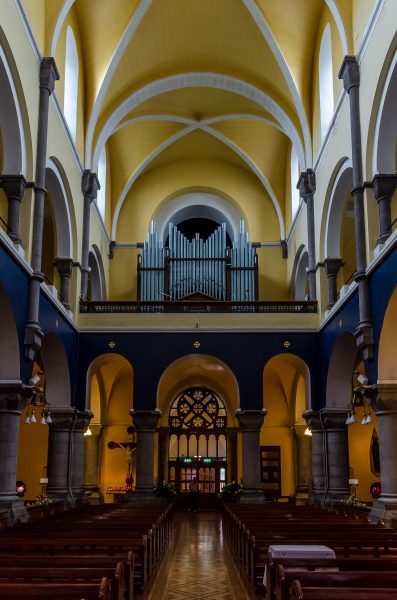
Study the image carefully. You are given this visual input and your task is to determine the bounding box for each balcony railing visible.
[80,300,318,314]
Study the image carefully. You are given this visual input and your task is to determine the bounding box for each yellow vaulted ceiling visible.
[41,0,356,241]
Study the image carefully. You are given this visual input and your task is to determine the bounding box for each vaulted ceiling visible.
[22,0,375,242]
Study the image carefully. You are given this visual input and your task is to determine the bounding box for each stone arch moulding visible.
[0,41,27,175]
[0,283,20,381]
[291,245,309,301]
[41,333,72,408]
[45,158,76,259]
[85,353,134,416]
[323,158,353,259]
[153,191,246,242]
[326,332,358,409]
[372,47,397,175]
[156,353,240,428]
[88,244,106,300]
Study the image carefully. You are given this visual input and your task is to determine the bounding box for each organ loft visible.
[1,0,397,598]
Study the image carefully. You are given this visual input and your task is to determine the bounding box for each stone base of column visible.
[238,488,267,504]
[295,487,310,505]
[0,496,29,526]
[47,489,74,508]
[369,498,397,527]
[83,486,103,505]
[323,487,350,507]
[309,490,325,506]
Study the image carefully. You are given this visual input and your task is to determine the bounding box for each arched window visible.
[319,24,334,141]
[290,145,300,218]
[64,26,78,142]
[96,146,107,220]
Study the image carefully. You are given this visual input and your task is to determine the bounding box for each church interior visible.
[2,0,397,598]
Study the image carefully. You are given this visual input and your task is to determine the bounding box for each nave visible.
[148,512,250,600]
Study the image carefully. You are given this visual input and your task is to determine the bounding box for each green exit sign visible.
[203,458,212,463]
[183,458,192,463]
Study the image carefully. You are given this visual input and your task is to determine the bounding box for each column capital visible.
[294,423,309,438]
[303,410,321,432]
[40,58,60,94]
[320,408,348,431]
[0,381,29,413]
[47,407,76,430]
[235,409,266,431]
[82,170,100,201]
[297,169,316,201]
[338,55,360,92]
[323,257,344,276]
[0,174,29,200]
[372,174,397,202]
[55,257,74,277]
[371,383,397,414]
[130,409,161,431]
[73,410,93,433]
[88,423,103,439]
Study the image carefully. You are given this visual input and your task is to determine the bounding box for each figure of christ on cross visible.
[107,426,137,479]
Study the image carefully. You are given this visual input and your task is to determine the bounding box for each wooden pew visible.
[276,568,397,600]
[290,579,397,600]
[0,576,112,599]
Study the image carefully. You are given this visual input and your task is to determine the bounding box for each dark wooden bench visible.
[0,576,112,599]
[290,579,397,600]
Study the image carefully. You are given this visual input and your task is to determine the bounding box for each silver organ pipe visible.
[138,220,256,302]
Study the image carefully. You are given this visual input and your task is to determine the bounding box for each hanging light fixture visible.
[84,426,92,436]
[304,427,312,436]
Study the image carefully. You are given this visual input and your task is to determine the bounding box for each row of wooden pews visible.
[222,502,397,599]
[0,502,174,599]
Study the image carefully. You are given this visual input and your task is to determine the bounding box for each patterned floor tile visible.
[147,512,251,600]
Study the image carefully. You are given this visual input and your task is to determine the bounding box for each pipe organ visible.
[138,221,257,302]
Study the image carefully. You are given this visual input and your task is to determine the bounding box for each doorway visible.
[168,387,227,509]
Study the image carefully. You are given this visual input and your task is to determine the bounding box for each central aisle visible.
[148,511,252,600]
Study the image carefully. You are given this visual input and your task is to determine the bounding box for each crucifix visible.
[107,426,137,477]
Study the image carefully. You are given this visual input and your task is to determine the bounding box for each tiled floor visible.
[147,511,251,600]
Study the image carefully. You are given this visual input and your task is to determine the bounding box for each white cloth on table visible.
[263,544,335,586]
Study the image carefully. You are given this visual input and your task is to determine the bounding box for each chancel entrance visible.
[168,387,227,509]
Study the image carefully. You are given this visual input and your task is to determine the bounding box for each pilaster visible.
[55,258,74,311]
[323,258,344,309]
[80,171,100,300]
[321,408,350,505]
[372,174,397,245]
[0,174,29,246]
[46,407,75,506]
[294,424,312,503]
[297,170,317,301]
[84,424,103,502]
[303,410,325,506]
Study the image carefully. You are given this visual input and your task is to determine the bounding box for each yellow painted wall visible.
[21,0,45,54]
[352,0,377,53]
[17,409,49,501]
[348,406,378,503]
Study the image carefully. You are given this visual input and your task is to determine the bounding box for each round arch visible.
[45,158,76,258]
[291,245,309,301]
[326,332,358,409]
[41,334,71,408]
[263,353,311,421]
[323,158,353,259]
[88,245,106,300]
[372,46,397,175]
[0,39,28,175]
[378,286,397,381]
[0,283,20,380]
[85,353,134,417]
[157,353,240,428]
[153,191,245,242]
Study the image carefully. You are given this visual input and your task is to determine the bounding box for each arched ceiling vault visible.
[42,0,353,241]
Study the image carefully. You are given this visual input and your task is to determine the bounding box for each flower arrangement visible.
[218,482,242,502]
[154,480,177,502]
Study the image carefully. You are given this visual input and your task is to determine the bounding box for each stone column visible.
[46,407,75,505]
[236,409,266,502]
[80,171,100,300]
[297,169,317,301]
[324,258,344,309]
[157,426,169,483]
[226,427,238,483]
[369,384,397,525]
[131,409,161,497]
[294,424,312,503]
[321,408,350,505]
[372,174,397,245]
[303,411,325,506]
[0,175,29,245]
[339,56,373,360]
[0,381,29,524]
[54,258,74,311]
[25,58,59,361]
[70,410,92,504]
[84,424,103,502]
